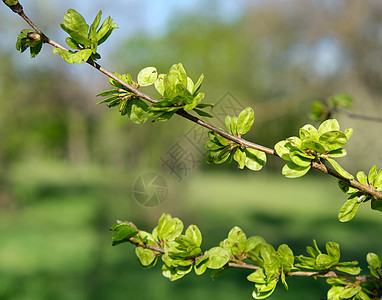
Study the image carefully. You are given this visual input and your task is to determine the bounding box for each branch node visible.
[2,0,23,14]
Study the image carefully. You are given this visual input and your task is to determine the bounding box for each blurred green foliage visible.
[1,162,382,299]
[1,0,382,299]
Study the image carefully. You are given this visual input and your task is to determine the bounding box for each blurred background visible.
[1,0,382,299]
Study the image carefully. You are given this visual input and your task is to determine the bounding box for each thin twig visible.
[312,161,382,200]
[4,1,382,200]
[229,262,379,282]
[338,108,382,123]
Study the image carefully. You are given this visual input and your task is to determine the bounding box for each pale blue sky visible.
[0,0,342,80]
[0,0,251,70]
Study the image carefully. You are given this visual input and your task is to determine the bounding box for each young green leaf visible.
[319,131,347,152]
[97,17,118,45]
[356,171,368,185]
[338,180,358,195]
[171,63,188,85]
[246,236,266,254]
[245,148,267,171]
[318,119,340,134]
[338,197,360,222]
[340,286,362,299]
[135,247,157,267]
[237,107,255,135]
[110,222,139,246]
[250,272,278,300]
[126,98,149,124]
[368,165,378,186]
[195,256,209,275]
[137,67,158,87]
[326,158,354,180]
[344,128,353,140]
[328,148,347,158]
[289,152,312,167]
[335,266,361,275]
[65,37,79,50]
[53,48,92,64]
[184,92,204,111]
[316,253,337,269]
[4,0,19,5]
[301,140,326,153]
[326,242,340,261]
[196,103,214,109]
[88,10,102,52]
[234,148,246,169]
[367,252,381,279]
[327,286,344,300]
[371,199,382,212]
[301,124,319,139]
[225,115,233,134]
[206,247,231,269]
[60,9,90,46]
[224,226,247,255]
[193,108,213,118]
[374,169,382,190]
[186,77,194,94]
[29,41,42,58]
[277,244,294,271]
[274,140,291,161]
[193,74,204,95]
[185,225,202,248]
[282,162,310,178]
[157,214,184,242]
[207,148,231,164]
[299,128,312,140]
[16,29,43,58]
[154,74,167,96]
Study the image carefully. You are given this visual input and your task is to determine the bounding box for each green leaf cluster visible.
[296,240,361,275]
[110,214,381,299]
[247,241,295,299]
[205,107,267,170]
[143,63,213,121]
[338,165,382,222]
[53,9,117,64]
[110,221,139,246]
[325,260,382,300]
[326,278,369,300]
[310,94,352,122]
[16,29,42,58]
[275,119,353,179]
[97,64,213,122]
[97,72,149,124]
[367,253,381,279]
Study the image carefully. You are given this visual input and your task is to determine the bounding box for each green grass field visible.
[0,161,381,299]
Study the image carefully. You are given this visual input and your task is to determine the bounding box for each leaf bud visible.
[27,32,41,41]
[2,0,23,14]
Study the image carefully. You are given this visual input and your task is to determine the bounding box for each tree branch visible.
[338,108,382,123]
[125,238,380,283]
[229,262,380,283]
[4,1,382,200]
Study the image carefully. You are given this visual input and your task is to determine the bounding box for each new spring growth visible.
[3,0,23,13]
